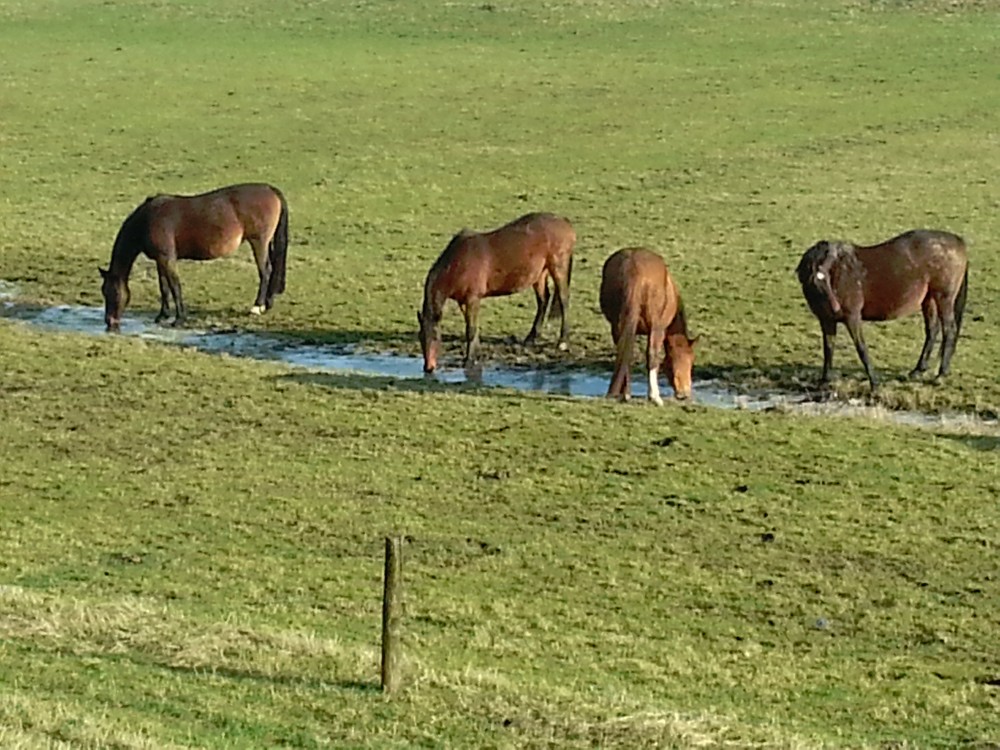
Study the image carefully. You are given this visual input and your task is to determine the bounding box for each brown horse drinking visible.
[417,212,576,372]
[100,183,289,331]
[600,247,697,405]
[796,229,968,389]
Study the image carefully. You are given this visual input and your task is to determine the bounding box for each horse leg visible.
[524,277,551,346]
[155,265,171,324]
[910,297,939,379]
[249,237,271,315]
[462,298,481,369]
[937,296,959,378]
[646,327,665,406]
[551,263,571,351]
[157,258,185,326]
[606,326,627,401]
[622,365,632,401]
[820,318,836,384]
[844,315,877,390]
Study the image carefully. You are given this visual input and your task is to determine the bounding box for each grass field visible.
[2,1,999,747]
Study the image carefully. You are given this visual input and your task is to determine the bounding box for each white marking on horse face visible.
[815,271,826,281]
[648,367,664,406]
[249,305,264,315]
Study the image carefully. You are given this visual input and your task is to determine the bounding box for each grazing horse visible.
[600,247,697,405]
[796,229,968,389]
[100,183,289,332]
[417,212,576,372]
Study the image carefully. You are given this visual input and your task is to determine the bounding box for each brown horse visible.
[796,229,968,389]
[100,183,289,332]
[600,247,697,405]
[417,212,575,372]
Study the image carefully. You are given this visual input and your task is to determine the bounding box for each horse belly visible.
[177,227,243,261]
[863,282,926,321]
[485,264,541,296]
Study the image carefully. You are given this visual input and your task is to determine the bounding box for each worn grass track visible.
[2,0,1000,747]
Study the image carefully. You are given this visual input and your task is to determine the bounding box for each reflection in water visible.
[2,297,997,433]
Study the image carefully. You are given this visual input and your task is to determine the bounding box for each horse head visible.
[417,308,441,373]
[797,240,853,317]
[99,267,130,332]
[664,333,698,400]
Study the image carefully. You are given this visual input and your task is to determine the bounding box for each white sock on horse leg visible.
[648,367,664,406]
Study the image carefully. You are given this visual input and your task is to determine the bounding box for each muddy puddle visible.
[2,289,997,435]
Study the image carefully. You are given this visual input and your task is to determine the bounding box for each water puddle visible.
[2,288,997,435]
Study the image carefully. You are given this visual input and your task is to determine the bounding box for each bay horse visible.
[100,183,289,332]
[796,229,968,390]
[417,212,575,372]
[600,247,697,405]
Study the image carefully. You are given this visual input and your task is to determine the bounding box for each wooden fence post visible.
[381,535,403,693]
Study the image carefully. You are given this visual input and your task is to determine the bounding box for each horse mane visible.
[670,296,692,339]
[109,197,154,273]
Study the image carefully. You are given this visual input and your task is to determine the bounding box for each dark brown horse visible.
[796,229,968,389]
[418,212,575,372]
[100,183,289,331]
[600,247,697,404]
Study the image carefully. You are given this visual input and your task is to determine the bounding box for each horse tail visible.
[267,187,289,297]
[609,286,640,397]
[954,265,969,338]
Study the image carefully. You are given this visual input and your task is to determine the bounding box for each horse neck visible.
[667,300,690,340]
[421,265,447,321]
[108,200,153,280]
[108,238,141,281]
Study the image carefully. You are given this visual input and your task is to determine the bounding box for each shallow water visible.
[0,298,758,405]
[1,290,997,435]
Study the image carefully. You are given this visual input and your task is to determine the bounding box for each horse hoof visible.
[650,397,664,407]
[908,369,926,380]
[249,305,264,316]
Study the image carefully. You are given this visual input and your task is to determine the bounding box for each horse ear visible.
[98,267,108,279]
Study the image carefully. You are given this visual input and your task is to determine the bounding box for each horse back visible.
[483,212,575,261]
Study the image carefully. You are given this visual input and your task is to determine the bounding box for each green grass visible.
[3,0,999,410]
[2,324,999,748]
[2,0,1000,747]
